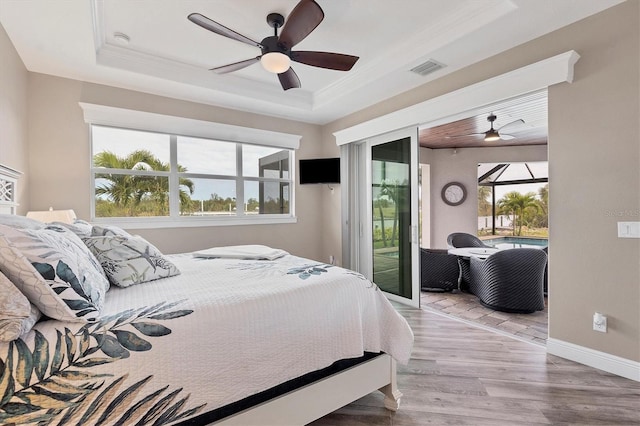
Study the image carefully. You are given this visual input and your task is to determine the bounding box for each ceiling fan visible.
[447,114,525,142]
[188,0,359,91]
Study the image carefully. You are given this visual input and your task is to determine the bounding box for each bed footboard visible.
[379,358,402,411]
[213,353,399,425]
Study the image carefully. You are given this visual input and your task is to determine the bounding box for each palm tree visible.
[380,179,408,246]
[477,185,492,216]
[535,184,549,228]
[497,191,539,236]
[94,150,194,216]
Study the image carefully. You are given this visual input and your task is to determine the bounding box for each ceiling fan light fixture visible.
[484,130,500,142]
[261,52,291,73]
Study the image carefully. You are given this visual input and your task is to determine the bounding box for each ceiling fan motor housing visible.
[261,35,291,57]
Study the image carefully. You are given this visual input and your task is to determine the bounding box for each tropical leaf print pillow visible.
[83,235,180,287]
[0,225,104,322]
[91,223,132,237]
[0,270,42,342]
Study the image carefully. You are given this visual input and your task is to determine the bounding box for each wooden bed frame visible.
[216,354,401,425]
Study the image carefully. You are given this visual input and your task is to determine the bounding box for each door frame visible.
[344,127,420,307]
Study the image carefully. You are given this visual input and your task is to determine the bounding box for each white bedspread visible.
[1,250,413,425]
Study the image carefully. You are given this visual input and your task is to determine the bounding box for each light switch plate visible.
[618,222,640,238]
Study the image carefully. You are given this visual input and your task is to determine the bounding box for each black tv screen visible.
[299,158,340,184]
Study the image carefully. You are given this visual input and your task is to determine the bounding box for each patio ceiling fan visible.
[188,0,359,91]
[447,114,525,142]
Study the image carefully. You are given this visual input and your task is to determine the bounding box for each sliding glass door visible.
[354,127,420,307]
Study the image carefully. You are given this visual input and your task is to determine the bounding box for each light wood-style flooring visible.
[421,290,548,345]
[311,304,640,425]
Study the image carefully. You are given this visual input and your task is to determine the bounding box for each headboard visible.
[0,164,22,215]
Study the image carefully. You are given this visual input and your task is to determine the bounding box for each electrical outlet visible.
[593,312,607,333]
[618,222,640,238]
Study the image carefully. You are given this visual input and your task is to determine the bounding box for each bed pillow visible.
[44,224,110,293]
[91,224,132,237]
[0,270,42,342]
[52,219,94,239]
[0,224,105,322]
[0,214,45,230]
[84,235,180,287]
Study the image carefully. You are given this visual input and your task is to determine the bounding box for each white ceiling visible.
[0,0,623,124]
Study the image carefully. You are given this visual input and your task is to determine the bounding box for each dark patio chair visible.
[458,258,472,292]
[542,246,548,296]
[447,232,490,248]
[420,248,460,292]
[469,248,547,313]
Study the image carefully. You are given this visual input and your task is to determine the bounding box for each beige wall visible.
[26,73,325,260]
[0,23,29,213]
[421,145,548,248]
[322,2,639,362]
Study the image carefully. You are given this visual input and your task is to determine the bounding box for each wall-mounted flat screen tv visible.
[299,157,340,184]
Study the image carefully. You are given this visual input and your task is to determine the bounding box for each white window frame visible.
[81,103,300,229]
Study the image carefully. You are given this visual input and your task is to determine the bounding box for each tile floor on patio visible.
[420,289,548,345]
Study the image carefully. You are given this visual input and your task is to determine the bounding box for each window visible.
[91,125,294,226]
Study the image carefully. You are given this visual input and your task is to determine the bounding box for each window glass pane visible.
[177,137,236,175]
[93,126,170,170]
[243,145,290,178]
[245,181,290,214]
[180,178,236,216]
[95,174,169,217]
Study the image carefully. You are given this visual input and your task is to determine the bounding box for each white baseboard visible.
[547,338,640,382]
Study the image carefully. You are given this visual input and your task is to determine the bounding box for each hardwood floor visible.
[311,305,640,425]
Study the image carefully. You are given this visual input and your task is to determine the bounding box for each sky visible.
[493,182,547,201]
[479,161,548,202]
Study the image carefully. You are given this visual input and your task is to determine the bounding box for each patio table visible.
[447,247,500,291]
[448,247,500,260]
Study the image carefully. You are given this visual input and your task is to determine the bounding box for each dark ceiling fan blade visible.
[278,0,324,49]
[211,57,261,74]
[188,13,261,48]
[278,67,301,91]
[291,51,359,71]
[497,118,525,132]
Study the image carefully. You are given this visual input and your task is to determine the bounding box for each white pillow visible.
[84,235,180,287]
[0,214,45,230]
[0,224,105,322]
[52,219,93,239]
[0,270,42,342]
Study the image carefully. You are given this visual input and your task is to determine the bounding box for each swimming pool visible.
[482,237,548,249]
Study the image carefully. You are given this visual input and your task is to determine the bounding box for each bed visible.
[0,211,413,425]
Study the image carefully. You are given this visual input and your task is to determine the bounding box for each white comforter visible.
[1,251,413,425]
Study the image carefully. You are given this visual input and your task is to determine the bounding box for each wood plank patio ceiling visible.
[419,90,548,149]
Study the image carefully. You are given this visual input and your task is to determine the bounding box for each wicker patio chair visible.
[542,246,548,296]
[469,248,547,313]
[458,257,472,292]
[447,232,490,248]
[420,248,460,292]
